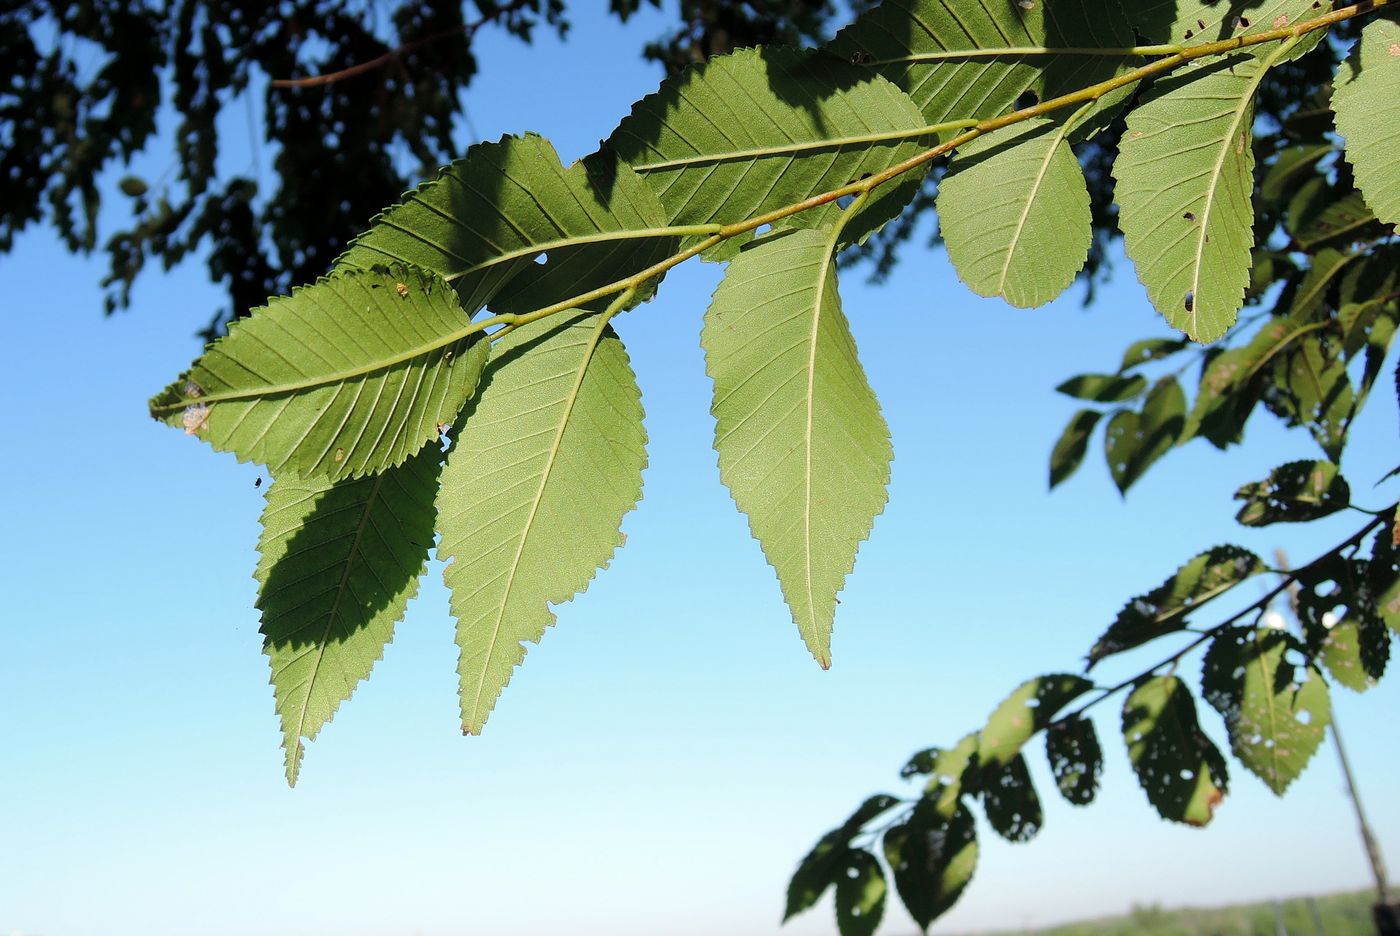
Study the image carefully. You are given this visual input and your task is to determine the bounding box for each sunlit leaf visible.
[1089,546,1263,667]
[901,732,980,818]
[149,266,490,481]
[1332,14,1400,226]
[703,228,891,665]
[939,118,1090,307]
[978,674,1093,771]
[437,312,645,734]
[257,447,440,786]
[1122,675,1229,826]
[1201,627,1330,795]
[1233,460,1350,526]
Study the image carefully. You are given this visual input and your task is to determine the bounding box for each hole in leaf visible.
[534,252,549,265]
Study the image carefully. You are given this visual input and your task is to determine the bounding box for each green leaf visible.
[149,266,491,481]
[1122,675,1229,826]
[883,802,977,932]
[939,117,1091,307]
[1050,409,1102,489]
[1233,460,1350,526]
[1293,193,1382,251]
[1201,627,1330,795]
[1120,337,1190,371]
[1332,14,1400,226]
[787,795,902,921]
[1270,336,1354,461]
[1319,618,1382,693]
[1180,313,1313,446]
[978,674,1093,771]
[118,175,148,197]
[1115,54,1276,341]
[606,48,929,250]
[1045,716,1103,806]
[901,732,980,818]
[1259,143,1333,202]
[338,133,676,315]
[1088,545,1264,667]
[1057,373,1147,403]
[835,850,887,936]
[437,312,646,734]
[1126,0,1326,58]
[981,754,1044,843]
[703,228,891,665]
[1103,376,1186,494]
[827,0,1137,128]
[1287,248,1358,320]
[256,447,440,786]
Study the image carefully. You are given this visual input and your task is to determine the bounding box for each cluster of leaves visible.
[144,0,1398,801]
[3,0,843,338]
[786,7,1400,932]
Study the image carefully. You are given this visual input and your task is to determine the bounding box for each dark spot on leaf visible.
[1184,291,1195,313]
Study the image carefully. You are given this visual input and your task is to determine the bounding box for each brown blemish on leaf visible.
[1393,511,1400,548]
[334,447,345,462]
[395,282,409,298]
[1273,14,1289,28]
[1389,42,1400,57]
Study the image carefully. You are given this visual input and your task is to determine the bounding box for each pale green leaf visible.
[437,312,646,734]
[978,674,1093,771]
[1089,546,1263,667]
[1122,675,1229,826]
[338,133,676,315]
[703,228,892,665]
[1233,460,1350,526]
[883,802,977,931]
[835,850,887,936]
[787,795,902,921]
[827,0,1137,129]
[1202,627,1330,795]
[1115,54,1276,341]
[606,48,929,250]
[149,266,490,481]
[939,118,1091,307]
[257,447,440,786]
[1319,618,1382,693]
[1332,14,1400,226]
[1045,716,1102,806]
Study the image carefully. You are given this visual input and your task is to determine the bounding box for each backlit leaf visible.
[703,228,891,665]
[1057,373,1146,403]
[980,754,1043,843]
[883,802,977,931]
[1046,716,1103,806]
[1104,376,1185,494]
[787,795,902,921]
[901,732,980,818]
[939,118,1090,307]
[835,850,887,936]
[150,266,490,481]
[1089,546,1263,667]
[979,674,1093,771]
[1122,675,1229,826]
[1332,14,1400,226]
[257,447,440,786]
[1050,409,1101,489]
[338,133,676,315]
[1202,627,1330,794]
[1126,0,1326,59]
[1115,54,1275,341]
[1233,460,1350,526]
[437,312,646,734]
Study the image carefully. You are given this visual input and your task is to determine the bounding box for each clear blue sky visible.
[1,7,1397,936]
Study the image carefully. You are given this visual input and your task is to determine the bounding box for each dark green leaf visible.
[834,850,887,936]
[1293,193,1382,251]
[883,802,977,932]
[1104,377,1185,494]
[1057,373,1146,403]
[901,732,980,818]
[1234,460,1350,526]
[118,175,148,197]
[1269,336,1354,462]
[1120,338,1189,372]
[1045,716,1103,806]
[980,754,1043,843]
[978,674,1093,771]
[1050,409,1102,489]
[1260,143,1333,202]
[1122,676,1229,826]
[1201,627,1330,794]
[786,795,902,921]
[1089,546,1264,667]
